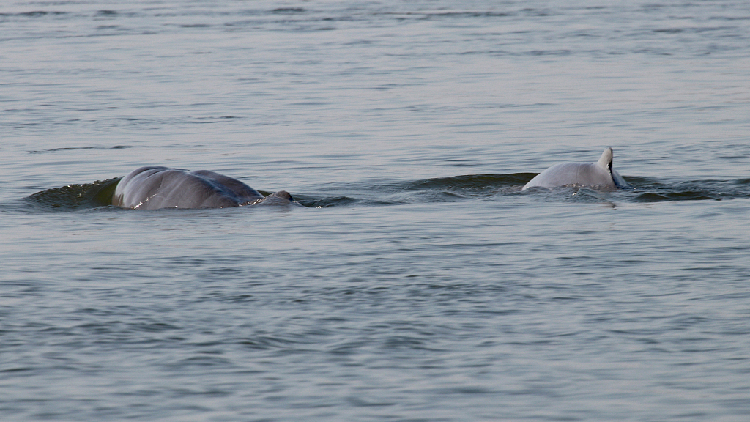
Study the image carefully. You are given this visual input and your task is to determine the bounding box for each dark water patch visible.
[402,173,535,192]
[179,23,211,28]
[416,11,513,20]
[95,10,118,17]
[271,7,306,14]
[429,11,512,18]
[527,49,572,56]
[7,11,68,18]
[26,178,120,211]
[373,173,533,203]
[293,195,359,208]
[190,115,243,122]
[635,191,716,202]
[377,10,513,21]
[296,192,406,208]
[630,178,750,202]
[28,145,131,154]
[312,173,537,207]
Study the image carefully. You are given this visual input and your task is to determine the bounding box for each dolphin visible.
[522,147,629,190]
[112,166,295,210]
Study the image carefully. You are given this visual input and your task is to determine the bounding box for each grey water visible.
[2,0,750,420]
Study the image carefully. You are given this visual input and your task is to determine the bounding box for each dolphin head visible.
[248,190,298,206]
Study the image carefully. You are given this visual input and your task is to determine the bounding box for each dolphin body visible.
[112,166,295,210]
[522,147,629,190]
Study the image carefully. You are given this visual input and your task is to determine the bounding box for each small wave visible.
[28,145,131,154]
[2,11,68,18]
[293,195,359,208]
[95,10,118,17]
[634,191,719,202]
[26,178,120,211]
[271,8,306,14]
[400,173,536,192]
[628,178,750,202]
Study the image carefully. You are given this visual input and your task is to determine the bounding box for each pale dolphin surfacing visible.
[112,166,295,210]
[522,147,629,190]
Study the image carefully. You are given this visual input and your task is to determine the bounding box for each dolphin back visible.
[523,162,615,189]
[522,147,626,190]
[112,166,275,210]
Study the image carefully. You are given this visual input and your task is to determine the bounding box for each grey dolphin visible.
[522,147,629,190]
[112,166,295,210]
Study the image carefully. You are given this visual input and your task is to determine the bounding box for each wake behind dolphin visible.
[112,166,295,210]
[522,147,629,190]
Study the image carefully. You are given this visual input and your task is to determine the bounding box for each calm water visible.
[2,1,750,421]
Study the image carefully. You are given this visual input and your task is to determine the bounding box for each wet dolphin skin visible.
[522,148,629,190]
[112,166,294,210]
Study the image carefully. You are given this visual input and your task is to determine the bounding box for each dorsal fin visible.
[597,147,613,173]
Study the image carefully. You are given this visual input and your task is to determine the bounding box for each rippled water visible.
[3,1,750,421]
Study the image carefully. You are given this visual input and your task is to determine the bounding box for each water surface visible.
[2,1,750,421]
